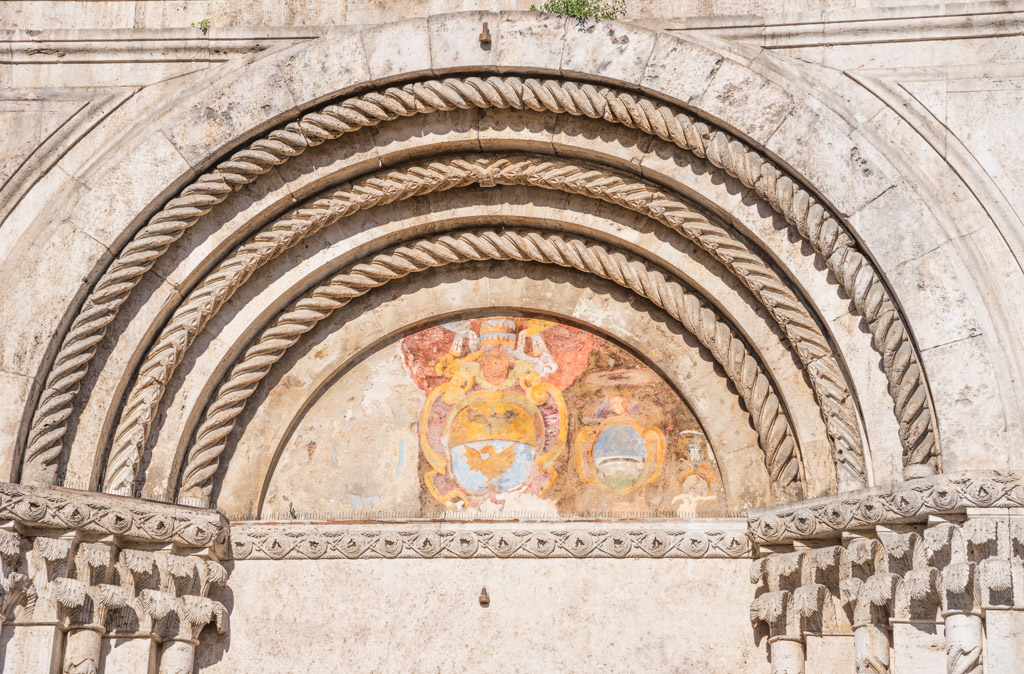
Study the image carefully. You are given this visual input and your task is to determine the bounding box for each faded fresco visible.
[265,315,726,518]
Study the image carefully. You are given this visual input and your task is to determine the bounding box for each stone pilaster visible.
[0,526,24,628]
[103,549,160,673]
[1,532,77,674]
[923,518,987,674]
[793,543,854,670]
[876,527,944,674]
[959,510,1024,674]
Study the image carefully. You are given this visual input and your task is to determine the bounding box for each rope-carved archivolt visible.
[176,228,797,505]
[21,74,935,490]
[104,154,855,496]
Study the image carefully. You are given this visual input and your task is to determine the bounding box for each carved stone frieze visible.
[0,482,227,550]
[748,473,1024,545]
[226,521,753,560]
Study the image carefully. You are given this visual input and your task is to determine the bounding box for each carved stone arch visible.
[18,10,1015,501]
[39,124,872,497]
[56,141,851,503]
[46,125,880,501]
[100,152,859,499]
[125,192,837,506]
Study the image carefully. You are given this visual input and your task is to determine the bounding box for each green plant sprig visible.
[530,0,626,23]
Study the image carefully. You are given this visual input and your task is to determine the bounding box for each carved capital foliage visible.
[752,547,847,639]
[873,527,943,621]
[0,481,230,640]
[172,594,229,641]
[0,540,227,639]
[896,566,941,619]
[751,590,798,638]
[63,541,137,630]
[959,514,1024,610]
[139,553,229,642]
[23,534,76,622]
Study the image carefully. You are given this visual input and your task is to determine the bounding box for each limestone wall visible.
[197,556,762,673]
[2,3,1024,673]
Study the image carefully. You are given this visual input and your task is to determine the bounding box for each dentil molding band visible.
[226,521,753,560]
[2,474,1022,560]
[21,74,932,492]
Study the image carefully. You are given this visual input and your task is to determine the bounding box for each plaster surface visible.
[197,557,764,674]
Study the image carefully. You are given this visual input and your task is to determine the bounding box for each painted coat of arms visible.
[266,312,730,518]
[573,390,666,493]
[418,318,568,508]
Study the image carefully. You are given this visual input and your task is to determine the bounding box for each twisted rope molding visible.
[22,74,931,489]
[176,228,797,505]
[108,154,858,497]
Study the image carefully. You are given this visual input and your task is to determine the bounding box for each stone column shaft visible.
[63,627,103,673]
[942,612,982,674]
[158,639,197,674]
[852,621,889,674]
[767,636,804,674]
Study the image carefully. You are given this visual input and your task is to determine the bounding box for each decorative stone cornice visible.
[664,6,1024,49]
[226,520,752,560]
[0,482,227,551]
[748,472,1024,545]
[2,30,313,65]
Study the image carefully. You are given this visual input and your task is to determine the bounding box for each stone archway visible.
[17,71,947,499]
[1,10,1021,674]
